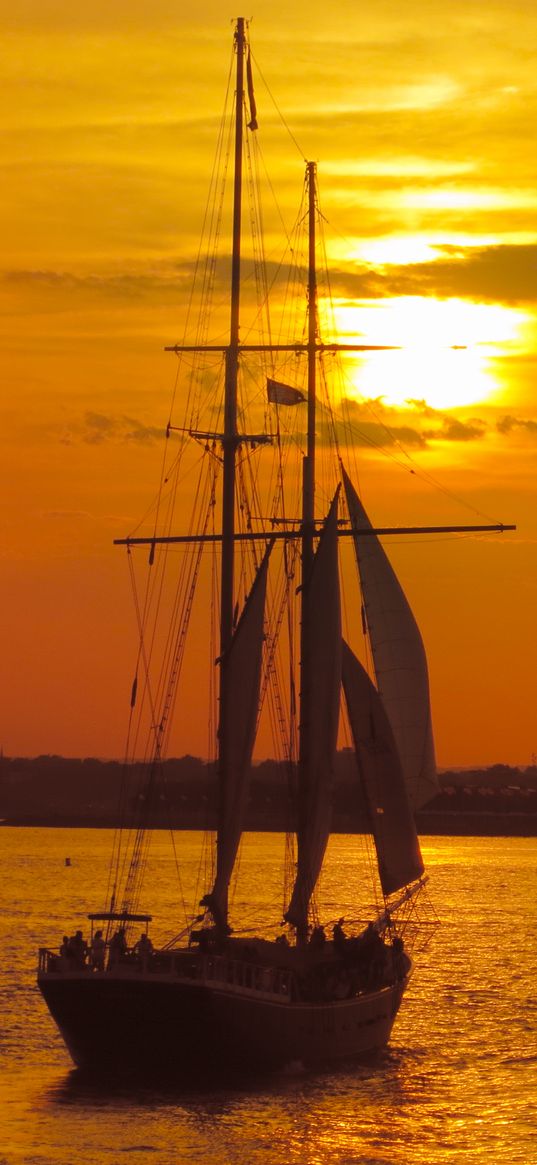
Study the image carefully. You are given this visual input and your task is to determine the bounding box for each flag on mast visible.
[267,379,306,406]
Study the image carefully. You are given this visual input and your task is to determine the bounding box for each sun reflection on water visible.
[1,831,535,1165]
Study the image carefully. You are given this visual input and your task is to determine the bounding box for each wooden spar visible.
[114,523,516,547]
[164,343,403,352]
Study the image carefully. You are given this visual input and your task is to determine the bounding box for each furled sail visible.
[286,493,342,936]
[343,467,438,810]
[206,542,272,930]
[342,640,424,895]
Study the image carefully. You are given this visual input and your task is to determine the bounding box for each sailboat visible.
[37,19,512,1076]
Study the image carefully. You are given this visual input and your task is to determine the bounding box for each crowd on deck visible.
[53,928,153,972]
[49,919,410,1000]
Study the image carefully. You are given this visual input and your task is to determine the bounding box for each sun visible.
[328,296,525,410]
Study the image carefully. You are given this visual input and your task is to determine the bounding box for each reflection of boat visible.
[37,19,510,1076]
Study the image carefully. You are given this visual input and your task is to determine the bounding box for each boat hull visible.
[38,968,407,1076]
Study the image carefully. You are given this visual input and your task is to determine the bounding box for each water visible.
[1,829,535,1164]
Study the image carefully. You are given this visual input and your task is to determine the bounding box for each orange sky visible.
[1,1,536,766]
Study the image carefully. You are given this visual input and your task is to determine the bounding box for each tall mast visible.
[220,16,246,656]
[209,17,246,935]
[296,160,318,943]
[302,160,317,577]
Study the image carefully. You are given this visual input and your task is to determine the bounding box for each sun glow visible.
[329,297,526,410]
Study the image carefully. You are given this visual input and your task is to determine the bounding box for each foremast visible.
[209,17,260,934]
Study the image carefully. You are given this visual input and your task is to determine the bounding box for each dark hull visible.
[38,969,407,1076]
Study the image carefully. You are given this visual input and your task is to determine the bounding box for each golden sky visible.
[1,0,536,765]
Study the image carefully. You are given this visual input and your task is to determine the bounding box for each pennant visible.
[246,50,258,131]
[267,379,306,406]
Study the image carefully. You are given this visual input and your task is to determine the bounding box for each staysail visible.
[207,542,272,930]
[343,468,438,810]
[342,640,424,895]
[286,494,342,936]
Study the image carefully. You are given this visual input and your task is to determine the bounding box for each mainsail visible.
[342,640,424,895]
[207,542,272,930]
[343,468,438,810]
[286,494,342,936]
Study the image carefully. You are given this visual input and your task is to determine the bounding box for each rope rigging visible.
[108,21,489,942]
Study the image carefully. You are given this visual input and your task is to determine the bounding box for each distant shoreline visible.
[1,813,536,837]
[2,754,536,837]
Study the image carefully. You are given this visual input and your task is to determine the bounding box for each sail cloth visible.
[286,492,342,935]
[267,379,306,406]
[208,542,273,930]
[342,640,424,895]
[342,468,438,810]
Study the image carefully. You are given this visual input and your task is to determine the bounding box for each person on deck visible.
[108,927,127,967]
[134,932,153,964]
[333,919,346,955]
[70,930,88,966]
[309,925,326,950]
[392,935,411,980]
[90,930,106,972]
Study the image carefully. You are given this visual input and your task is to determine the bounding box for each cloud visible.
[334,396,489,449]
[324,414,428,450]
[425,416,486,442]
[496,414,537,436]
[405,399,487,441]
[59,411,166,446]
[8,243,537,315]
[3,263,196,301]
[333,244,537,304]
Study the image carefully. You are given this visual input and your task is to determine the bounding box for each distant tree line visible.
[1,752,536,834]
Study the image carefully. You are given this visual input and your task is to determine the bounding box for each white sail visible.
[342,640,424,895]
[286,493,342,935]
[343,468,438,810]
[207,543,272,930]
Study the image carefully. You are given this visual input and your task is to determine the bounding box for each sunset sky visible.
[1,0,536,767]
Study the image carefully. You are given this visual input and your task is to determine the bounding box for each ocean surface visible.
[0,828,535,1165]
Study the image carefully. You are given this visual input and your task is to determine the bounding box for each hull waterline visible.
[38,967,407,1076]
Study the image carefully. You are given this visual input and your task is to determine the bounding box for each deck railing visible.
[38,946,293,1001]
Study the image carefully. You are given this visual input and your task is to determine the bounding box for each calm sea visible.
[0,828,535,1165]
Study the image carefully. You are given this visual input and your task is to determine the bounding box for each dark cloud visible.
[59,411,166,445]
[425,416,486,442]
[332,244,537,304]
[496,414,537,436]
[405,399,487,441]
[335,399,537,449]
[9,243,536,311]
[4,264,195,300]
[322,415,427,450]
[334,396,487,449]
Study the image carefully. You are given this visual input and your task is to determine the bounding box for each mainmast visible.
[296,161,320,944]
[302,160,317,574]
[299,162,318,812]
[220,15,246,656]
[209,16,248,935]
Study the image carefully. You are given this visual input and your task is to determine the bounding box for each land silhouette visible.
[1,753,536,835]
